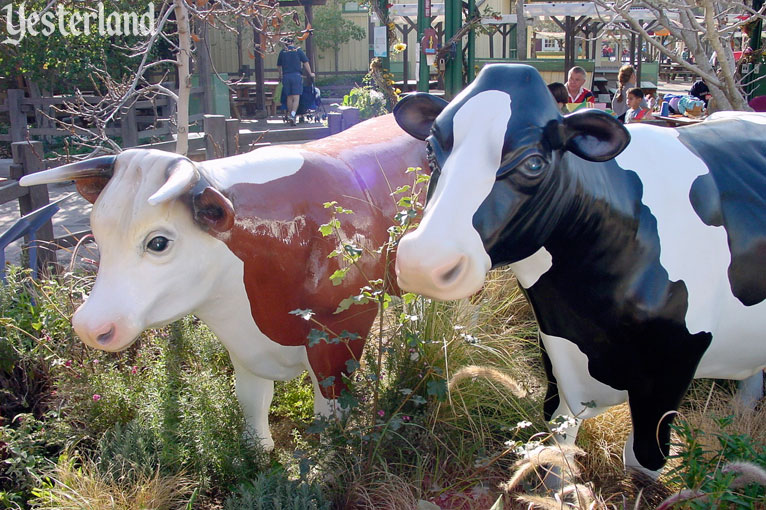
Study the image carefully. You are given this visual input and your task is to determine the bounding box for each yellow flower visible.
[393,42,407,53]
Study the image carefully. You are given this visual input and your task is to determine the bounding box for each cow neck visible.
[545,152,645,272]
[190,247,257,343]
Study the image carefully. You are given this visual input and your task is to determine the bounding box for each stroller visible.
[279,79,325,124]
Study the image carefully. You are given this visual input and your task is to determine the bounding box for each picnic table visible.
[654,115,704,127]
[230,80,280,117]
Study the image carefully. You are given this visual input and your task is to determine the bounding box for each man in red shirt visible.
[565,66,595,104]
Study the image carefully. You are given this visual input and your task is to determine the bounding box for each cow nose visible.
[432,255,466,289]
[96,324,116,345]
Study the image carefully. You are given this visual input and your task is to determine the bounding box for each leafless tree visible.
[50,0,306,157]
[594,0,765,111]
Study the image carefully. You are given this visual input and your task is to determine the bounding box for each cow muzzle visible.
[395,230,490,301]
[72,304,138,352]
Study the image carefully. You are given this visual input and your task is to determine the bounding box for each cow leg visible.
[230,357,275,450]
[623,392,677,479]
[736,370,764,408]
[306,367,337,418]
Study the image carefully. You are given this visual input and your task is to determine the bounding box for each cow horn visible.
[18,155,116,187]
[147,158,201,205]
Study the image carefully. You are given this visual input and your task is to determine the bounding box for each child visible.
[625,87,654,123]
[547,82,569,114]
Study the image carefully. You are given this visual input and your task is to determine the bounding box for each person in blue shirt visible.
[277,37,315,125]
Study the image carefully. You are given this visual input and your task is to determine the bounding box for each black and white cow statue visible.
[392,64,766,476]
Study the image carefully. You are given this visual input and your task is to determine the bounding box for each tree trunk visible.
[334,47,339,73]
[174,0,192,156]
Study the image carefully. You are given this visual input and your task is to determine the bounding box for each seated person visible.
[565,66,596,104]
[547,82,569,114]
[625,87,654,123]
[690,79,712,107]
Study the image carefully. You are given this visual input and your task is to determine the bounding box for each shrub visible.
[223,468,331,510]
[341,87,389,119]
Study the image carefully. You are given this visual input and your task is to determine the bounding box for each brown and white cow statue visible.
[21,114,427,449]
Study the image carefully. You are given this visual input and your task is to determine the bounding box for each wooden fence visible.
[0,87,205,148]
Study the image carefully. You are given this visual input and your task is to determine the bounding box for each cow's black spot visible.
[689,173,723,226]
[517,155,712,471]
[678,118,766,306]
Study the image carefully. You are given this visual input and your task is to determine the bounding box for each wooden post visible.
[121,104,139,148]
[197,21,215,115]
[10,141,55,274]
[204,114,226,160]
[225,118,240,156]
[253,19,266,114]
[304,1,316,74]
[8,89,27,142]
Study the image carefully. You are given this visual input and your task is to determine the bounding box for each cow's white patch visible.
[201,146,305,190]
[541,332,627,418]
[395,90,511,300]
[509,247,553,289]
[616,123,766,380]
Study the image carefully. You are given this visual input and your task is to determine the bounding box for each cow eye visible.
[146,236,170,253]
[521,155,545,174]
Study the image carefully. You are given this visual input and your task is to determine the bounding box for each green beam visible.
[417,0,431,91]
[444,0,462,98]
[467,0,476,83]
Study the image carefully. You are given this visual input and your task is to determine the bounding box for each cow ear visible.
[75,177,112,204]
[193,186,235,233]
[561,109,630,162]
[393,92,449,140]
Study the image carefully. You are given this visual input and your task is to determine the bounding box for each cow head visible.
[393,64,629,300]
[21,149,237,351]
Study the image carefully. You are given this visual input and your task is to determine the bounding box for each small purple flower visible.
[403,415,411,422]
[131,366,138,375]
[92,394,101,402]
[377,409,385,417]
[64,360,72,367]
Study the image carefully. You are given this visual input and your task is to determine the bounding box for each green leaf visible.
[289,308,315,321]
[319,376,335,388]
[308,329,329,347]
[339,330,362,341]
[406,166,421,173]
[306,418,329,434]
[412,395,427,406]
[391,184,411,195]
[338,389,359,410]
[343,243,363,258]
[415,174,431,184]
[323,201,338,209]
[329,268,349,286]
[427,380,448,401]
[318,218,341,236]
[345,358,360,373]
[334,294,370,314]
[402,292,418,305]
[397,196,413,208]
